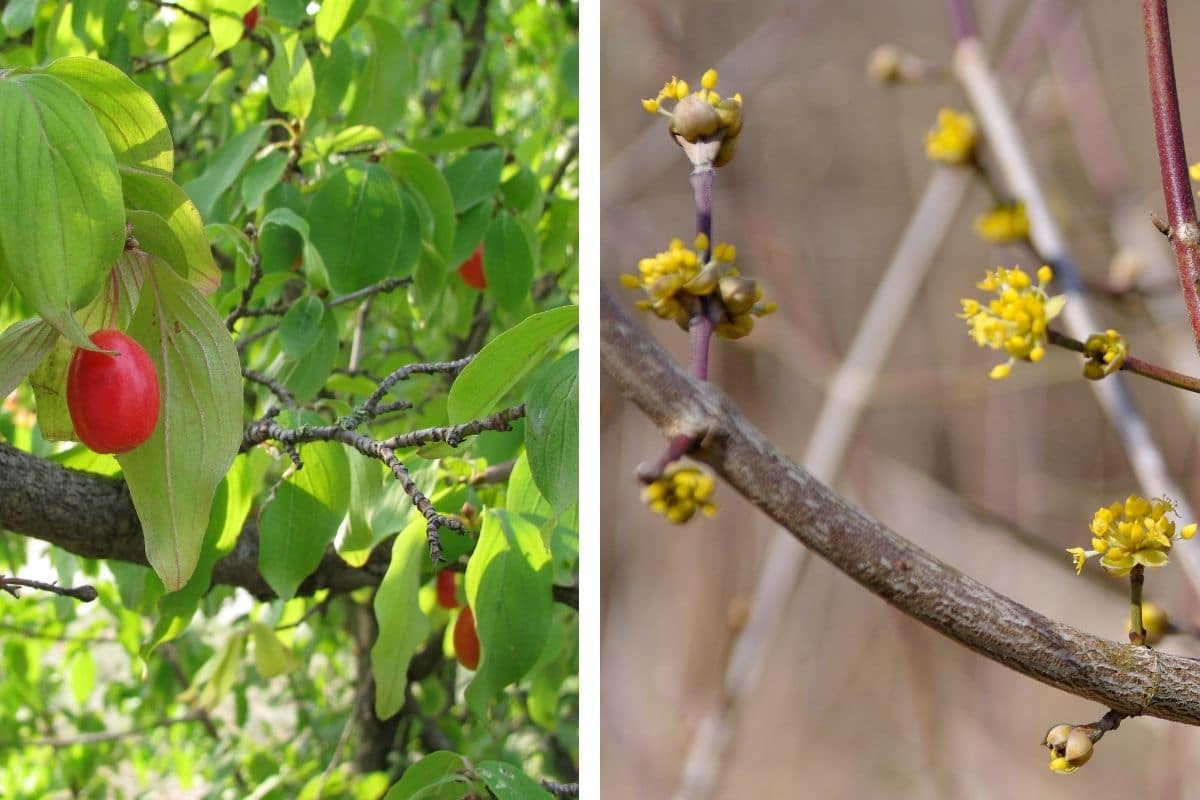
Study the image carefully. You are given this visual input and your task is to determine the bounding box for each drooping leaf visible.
[118,256,244,591]
[314,0,369,44]
[383,149,456,260]
[0,318,60,400]
[279,295,326,360]
[267,30,315,121]
[241,150,290,213]
[338,455,385,567]
[0,71,125,347]
[381,751,477,800]
[483,211,536,312]
[250,621,299,679]
[371,515,431,719]
[182,122,269,221]
[258,440,351,600]
[272,307,339,403]
[308,163,405,293]
[447,304,576,423]
[210,0,257,55]
[44,56,174,176]
[444,148,503,213]
[464,510,553,717]
[523,350,577,512]
[347,16,411,134]
[122,166,221,294]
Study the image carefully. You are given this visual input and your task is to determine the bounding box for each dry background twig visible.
[602,0,1200,795]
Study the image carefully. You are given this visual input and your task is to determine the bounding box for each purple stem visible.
[945,0,978,42]
[689,311,714,381]
[690,168,714,262]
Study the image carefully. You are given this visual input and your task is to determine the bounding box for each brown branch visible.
[601,285,1200,725]
[1142,0,1200,354]
[0,575,97,603]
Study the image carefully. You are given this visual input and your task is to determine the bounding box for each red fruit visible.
[436,570,459,609]
[454,606,480,670]
[457,245,486,290]
[242,7,260,33]
[67,329,161,454]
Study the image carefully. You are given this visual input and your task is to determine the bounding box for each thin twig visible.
[4,712,206,748]
[0,575,96,603]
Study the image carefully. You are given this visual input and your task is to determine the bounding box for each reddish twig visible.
[1142,0,1200,354]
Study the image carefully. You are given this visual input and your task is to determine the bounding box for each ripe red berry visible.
[454,606,481,670]
[67,329,161,454]
[436,570,459,609]
[457,245,486,290]
[242,6,260,33]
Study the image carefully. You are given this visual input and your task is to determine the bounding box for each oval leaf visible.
[483,211,535,312]
[309,163,405,293]
[0,72,126,346]
[464,510,552,717]
[371,516,431,719]
[523,351,577,512]
[257,440,351,600]
[0,318,60,400]
[279,295,326,360]
[447,305,576,424]
[117,257,244,591]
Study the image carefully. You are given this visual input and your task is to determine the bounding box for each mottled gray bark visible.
[601,286,1200,726]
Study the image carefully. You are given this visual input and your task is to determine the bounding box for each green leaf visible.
[412,242,447,318]
[258,440,351,600]
[523,351,577,512]
[0,318,60,400]
[501,164,543,221]
[474,762,554,800]
[210,0,257,55]
[267,29,315,121]
[347,16,411,134]
[250,621,299,679]
[279,295,326,360]
[384,149,456,261]
[383,752,474,800]
[447,305,576,423]
[449,200,493,268]
[464,510,553,717]
[272,306,339,402]
[314,0,369,44]
[371,515,431,719]
[0,72,125,347]
[444,148,503,213]
[2,0,39,36]
[338,455,385,567]
[408,128,499,155]
[117,257,244,591]
[67,648,96,707]
[312,124,383,160]
[127,210,189,281]
[309,163,405,294]
[505,450,553,523]
[260,205,310,239]
[241,151,289,213]
[122,166,222,294]
[43,56,174,176]
[483,210,535,312]
[182,122,269,221]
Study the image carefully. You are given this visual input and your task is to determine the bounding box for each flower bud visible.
[671,95,722,142]
[719,275,760,315]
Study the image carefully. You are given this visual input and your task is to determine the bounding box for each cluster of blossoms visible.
[925,108,977,166]
[974,202,1029,244]
[642,466,718,524]
[642,69,744,168]
[620,234,776,339]
[958,265,1065,379]
[1081,329,1127,380]
[1044,724,1095,775]
[1066,495,1197,577]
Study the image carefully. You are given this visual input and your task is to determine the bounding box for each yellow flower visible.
[621,236,775,338]
[1069,494,1196,577]
[641,68,744,167]
[974,202,1029,244]
[925,108,977,166]
[1082,329,1127,380]
[958,265,1065,379]
[642,466,718,523]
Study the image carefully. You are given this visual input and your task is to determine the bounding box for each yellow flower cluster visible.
[925,108,977,166]
[1044,724,1094,774]
[620,234,777,339]
[974,202,1029,244]
[642,68,743,167]
[642,466,718,524]
[958,265,1065,379]
[1082,329,1127,380]
[1066,495,1197,577]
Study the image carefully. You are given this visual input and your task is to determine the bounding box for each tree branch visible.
[601,285,1200,725]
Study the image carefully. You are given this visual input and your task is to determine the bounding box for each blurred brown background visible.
[601,1,1200,797]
